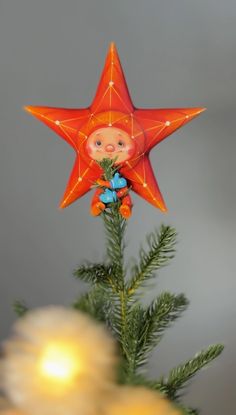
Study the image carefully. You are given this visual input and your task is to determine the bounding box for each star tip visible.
[161,206,168,213]
[186,107,207,119]
[59,201,66,209]
[109,41,117,50]
[154,200,168,213]
[198,107,207,114]
[108,42,119,58]
[24,105,33,114]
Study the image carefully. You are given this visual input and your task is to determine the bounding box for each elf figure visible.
[86,126,134,218]
[91,172,132,219]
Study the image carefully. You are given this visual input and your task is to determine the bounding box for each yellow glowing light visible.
[39,343,80,383]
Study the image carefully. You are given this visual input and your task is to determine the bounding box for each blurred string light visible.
[39,342,82,383]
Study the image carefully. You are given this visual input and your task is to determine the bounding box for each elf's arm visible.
[97,173,127,189]
[96,178,112,188]
[91,188,106,216]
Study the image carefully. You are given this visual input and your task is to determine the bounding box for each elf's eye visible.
[95,140,102,147]
[118,140,124,147]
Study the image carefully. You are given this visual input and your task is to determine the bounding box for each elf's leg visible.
[116,186,128,198]
[91,188,105,216]
[119,194,132,219]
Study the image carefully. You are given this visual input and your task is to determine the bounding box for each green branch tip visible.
[128,225,177,295]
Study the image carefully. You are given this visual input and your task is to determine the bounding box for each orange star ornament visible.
[25,43,205,212]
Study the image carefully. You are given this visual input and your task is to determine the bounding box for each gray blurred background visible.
[0,0,235,413]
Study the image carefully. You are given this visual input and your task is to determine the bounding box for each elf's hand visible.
[96,178,111,188]
[99,189,118,204]
[110,173,127,189]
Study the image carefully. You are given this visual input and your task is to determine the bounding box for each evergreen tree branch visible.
[71,158,223,411]
[102,206,129,359]
[121,304,146,376]
[73,285,115,327]
[171,402,199,415]
[102,205,126,288]
[180,408,199,415]
[118,374,199,415]
[73,263,117,291]
[157,344,224,399]
[13,300,28,317]
[126,293,188,372]
[98,158,118,181]
[164,403,198,415]
[127,225,177,295]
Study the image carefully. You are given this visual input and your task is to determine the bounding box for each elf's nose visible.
[105,144,115,152]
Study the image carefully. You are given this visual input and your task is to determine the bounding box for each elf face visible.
[86,127,136,164]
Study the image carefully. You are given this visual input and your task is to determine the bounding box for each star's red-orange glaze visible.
[25,43,205,211]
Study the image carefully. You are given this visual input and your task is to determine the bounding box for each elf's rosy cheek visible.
[127,146,135,157]
[86,144,94,156]
[126,143,135,158]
